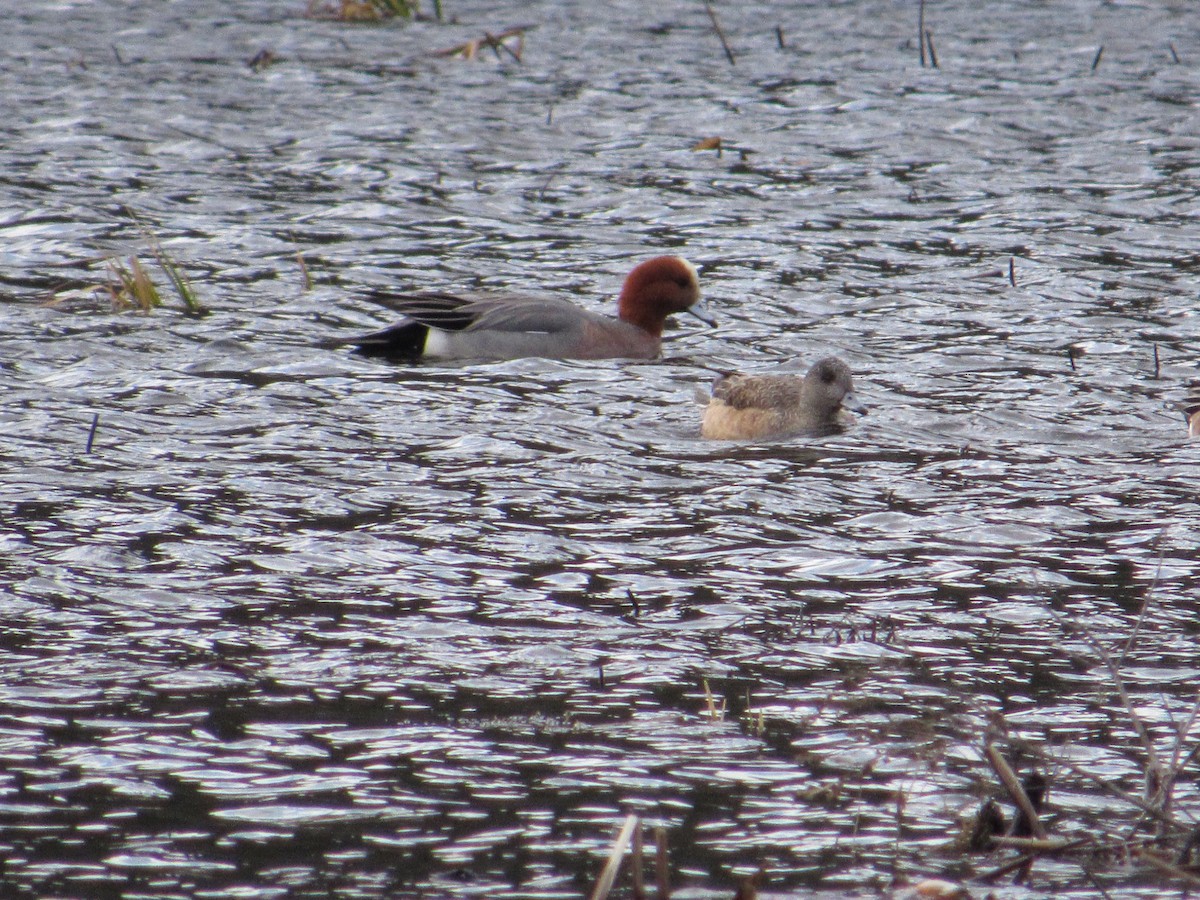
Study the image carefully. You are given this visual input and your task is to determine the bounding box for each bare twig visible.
[1007,732,1181,831]
[1080,866,1120,900]
[432,26,530,62]
[704,1,736,65]
[1137,849,1200,887]
[992,835,1090,852]
[86,414,100,454]
[1059,616,1167,796]
[1118,535,1162,667]
[162,123,243,155]
[1002,590,1200,838]
[1157,699,1200,830]
[979,852,1039,882]
[918,0,927,66]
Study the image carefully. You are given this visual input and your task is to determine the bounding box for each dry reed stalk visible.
[589,815,639,900]
[918,0,926,66]
[655,826,670,899]
[632,819,645,900]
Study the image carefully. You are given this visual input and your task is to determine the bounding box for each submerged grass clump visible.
[48,213,208,317]
[105,256,161,312]
[124,208,207,317]
[141,232,205,317]
[43,254,164,314]
[56,250,202,316]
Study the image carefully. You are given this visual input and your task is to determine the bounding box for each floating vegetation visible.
[305,0,422,22]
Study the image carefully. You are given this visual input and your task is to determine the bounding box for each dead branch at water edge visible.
[960,581,1200,891]
[432,26,531,62]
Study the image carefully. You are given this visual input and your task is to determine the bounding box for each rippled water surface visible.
[3,1,1200,897]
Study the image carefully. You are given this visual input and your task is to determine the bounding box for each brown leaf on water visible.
[692,136,723,152]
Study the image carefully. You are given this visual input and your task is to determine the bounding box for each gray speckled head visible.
[804,356,864,418]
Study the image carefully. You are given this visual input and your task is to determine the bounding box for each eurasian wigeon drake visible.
[699,356,866,440]
[350,256,711,361]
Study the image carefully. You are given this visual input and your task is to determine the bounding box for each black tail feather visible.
[351,321,428,359]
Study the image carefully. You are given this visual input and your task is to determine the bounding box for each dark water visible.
[2,1,1200,897]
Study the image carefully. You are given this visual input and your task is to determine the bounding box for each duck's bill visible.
[685,304,717,327]
[842,393,868,415]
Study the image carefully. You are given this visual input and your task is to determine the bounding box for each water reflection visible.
[3,0,1200,898]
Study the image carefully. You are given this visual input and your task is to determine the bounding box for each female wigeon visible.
[699,356,866,440]
[351,256,710,361]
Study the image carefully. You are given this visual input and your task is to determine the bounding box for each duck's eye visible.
[821,369,836,384]
[675,276,692,288]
